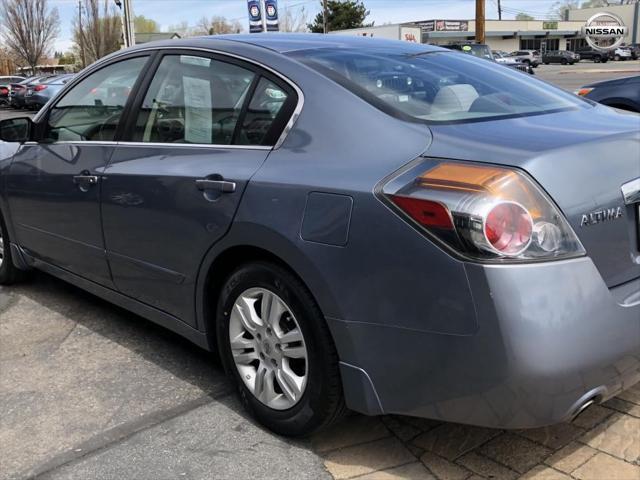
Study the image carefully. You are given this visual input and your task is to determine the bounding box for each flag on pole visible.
[265,0,279,32]
[248,0,264,33]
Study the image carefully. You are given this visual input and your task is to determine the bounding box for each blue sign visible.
[248,0,263,33]
[265,0,279,32]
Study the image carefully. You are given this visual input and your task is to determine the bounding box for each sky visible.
[49,0,561,52]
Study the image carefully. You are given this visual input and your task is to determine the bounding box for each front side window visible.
[292,48,588,123]
[44,56,148,142]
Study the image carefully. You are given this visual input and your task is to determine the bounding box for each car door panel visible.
[102,146,270,322]
[5,55,150,288]
[7,143,114,286]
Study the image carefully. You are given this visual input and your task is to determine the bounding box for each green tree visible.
[134,14,158,34]
[57,52,76,65]
[515,13,534,20]
[308,0,372,33]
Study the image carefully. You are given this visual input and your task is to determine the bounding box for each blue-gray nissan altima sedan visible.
[0,34,639,436]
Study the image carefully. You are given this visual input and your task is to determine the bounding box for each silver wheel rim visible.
[0,225,4,269]
[229,287,308,410]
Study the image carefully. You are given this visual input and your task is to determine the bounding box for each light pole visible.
[114,0,135,47]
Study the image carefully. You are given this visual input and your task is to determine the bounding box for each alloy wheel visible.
[229,287,308,410]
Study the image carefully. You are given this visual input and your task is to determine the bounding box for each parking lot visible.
[1,60,640,480]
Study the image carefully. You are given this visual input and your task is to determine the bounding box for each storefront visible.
[332,18,595,53]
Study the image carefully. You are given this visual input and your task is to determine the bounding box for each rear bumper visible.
[331,257,640,428]
[24,94,48,107]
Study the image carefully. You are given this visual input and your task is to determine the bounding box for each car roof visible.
[126,33,445,55]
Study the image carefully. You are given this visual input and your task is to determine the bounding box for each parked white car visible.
[613,47,632,61]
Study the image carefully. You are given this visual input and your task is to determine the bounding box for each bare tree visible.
[280,6,309,32]
[194,15,242,35]
[73,0,121,65]
[0,0,59,74]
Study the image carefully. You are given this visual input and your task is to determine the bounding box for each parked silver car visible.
[508,49,541,67]
[0,35,638,436]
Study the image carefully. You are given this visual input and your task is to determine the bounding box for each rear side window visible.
[236,78,289,145]
[132,54,294,146]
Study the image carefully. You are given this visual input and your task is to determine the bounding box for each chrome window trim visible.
[37,45,304,151]
[22,140,272,151]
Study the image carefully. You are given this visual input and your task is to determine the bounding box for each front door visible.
[6,56,150,286]
[101,52,297,324]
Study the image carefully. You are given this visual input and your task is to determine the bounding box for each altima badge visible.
[580,207,623,227]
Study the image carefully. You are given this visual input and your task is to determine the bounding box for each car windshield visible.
[291,48,587,123]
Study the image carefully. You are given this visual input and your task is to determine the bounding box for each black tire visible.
[594,56,601,63]
[217,261,346,436]
[544,62,550,65]
[0,212,27,285]
[614,54,621,61]
[561,58,568,65]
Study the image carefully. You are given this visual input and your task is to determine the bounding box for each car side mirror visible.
[0,117,33,143]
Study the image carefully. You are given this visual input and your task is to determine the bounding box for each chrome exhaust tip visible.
[571,398,596,422]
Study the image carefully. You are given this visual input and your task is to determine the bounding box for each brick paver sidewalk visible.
[311,384,640,480]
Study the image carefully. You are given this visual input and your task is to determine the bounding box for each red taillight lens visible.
[484,202,532,255]
[380,160,584,262]
[390,196,453,230]
[34,84,47,92]
[0,87,7,94]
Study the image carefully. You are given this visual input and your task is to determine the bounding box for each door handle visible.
[73,172,99,192]
[195,179,236,193]
[73,175,99,185]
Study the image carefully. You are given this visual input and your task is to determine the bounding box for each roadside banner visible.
[248,0,264,33]
[265,0,279,32]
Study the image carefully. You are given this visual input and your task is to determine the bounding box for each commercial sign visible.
[582,12,627,51]
[265,0,279,32]
[542,21,558,30]
[421,20,469,32]
[247,0,263,33]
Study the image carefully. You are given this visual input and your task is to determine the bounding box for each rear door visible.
[101,51,298,324]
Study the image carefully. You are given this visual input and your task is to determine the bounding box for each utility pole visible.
[475,0,485,44]
[497,0,502,20]
[323,0,328,33]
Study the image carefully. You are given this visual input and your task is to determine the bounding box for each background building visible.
[330,3,640,52]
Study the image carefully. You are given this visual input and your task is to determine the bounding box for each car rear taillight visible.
[0,87,7,95]
[575,87,594,96]
[380,160,585,262]
[34,84,47,92]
